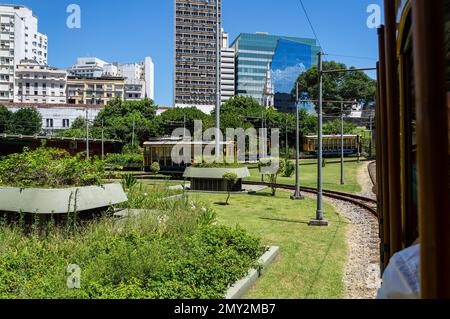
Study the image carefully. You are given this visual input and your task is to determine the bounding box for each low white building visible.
[4,103,102,132]
[4,103,172,132]
[14,59,67,104]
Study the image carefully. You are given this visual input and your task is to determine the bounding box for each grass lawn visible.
[190,189,348,299]
[245,160,365,193]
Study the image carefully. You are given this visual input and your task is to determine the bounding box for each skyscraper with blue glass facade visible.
[231,33,321,113]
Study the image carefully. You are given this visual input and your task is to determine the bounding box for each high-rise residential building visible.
[0,4,48,103]
[68,57,155,101]
[174,0,221,113]
[14,59,67,104]
[231,33,321,113]
[221,31,235,103]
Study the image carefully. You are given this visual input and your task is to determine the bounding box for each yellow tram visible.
[376,0,449,298]
[143,139,237,174]
[303,135,360,157]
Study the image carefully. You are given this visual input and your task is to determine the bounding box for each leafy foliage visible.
[0,146,106,188]
[259,158,285,196]
[295,60,376,115]
[223,172,238,205]
[0,185,262,299]
[121,173,138,190]
[150,162,160,175]
[0,106,11,133]
[323,119,357,135]
[282,159,296,178]
[156,107,209,136]
[0,106,42,135]
[104,153,142,168]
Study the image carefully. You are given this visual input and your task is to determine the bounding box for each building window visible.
[46,119,53,128]
[62,119,70,128]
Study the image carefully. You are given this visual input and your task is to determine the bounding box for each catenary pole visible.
[215,0,221,162]
[310,51,328,226]
[341,102,345,185]
[292,82,303,200]
[86,106,90,160]
[101,120,104,160]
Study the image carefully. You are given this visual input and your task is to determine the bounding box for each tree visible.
[211,96,266,131]
[93,98,159,143]
[295,61,376,115]
[323,119,357,135]
[71,117,86,130]
[259,158,285,196]
[8,108,42,135]
[156,107,209,136]
[222,172,238,205]
[0,106,12,133]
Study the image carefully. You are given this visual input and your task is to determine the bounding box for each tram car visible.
[376,0,449,298]
[143,139,237,175]
[303,135,360,157]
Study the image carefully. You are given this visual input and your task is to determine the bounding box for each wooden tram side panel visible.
[377,26,392,268]
[397,4,418,248]
[412,0,450,299]
[384,0,403,257]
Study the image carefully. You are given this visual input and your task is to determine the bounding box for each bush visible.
[0,188,263,299]
[104,153,142,168]
[0,146,106,188]
[282,159,296,178]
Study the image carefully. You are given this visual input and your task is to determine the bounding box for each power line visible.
[298,0,324,52]
[325,53,378,61]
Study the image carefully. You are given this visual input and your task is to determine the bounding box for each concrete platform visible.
[0,183,127,215]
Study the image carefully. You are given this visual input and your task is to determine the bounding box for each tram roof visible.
[305,134,359,138]
[143,141,235,146]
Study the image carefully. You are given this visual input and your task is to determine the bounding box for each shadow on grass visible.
[248,193,275,198]
[259,217,310,225]
[214,202,230,206]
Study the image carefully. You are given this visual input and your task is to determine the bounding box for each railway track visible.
[132,174,378,217]
[244,181,378,217]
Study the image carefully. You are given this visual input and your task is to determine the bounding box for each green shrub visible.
[104,153,142,168]
[150,162,160,175]
[0,189,262,299]
[121,173,137,190]
[0,146,106,188]
[282,159,296,178]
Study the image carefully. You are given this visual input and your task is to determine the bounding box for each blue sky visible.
[9,0,383,106]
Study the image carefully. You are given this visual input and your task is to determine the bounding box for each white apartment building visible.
[67,57,108,78]
[221,31,235,103]
[0,4,48,103]
[14,59,67,104]
[68,57,155,101]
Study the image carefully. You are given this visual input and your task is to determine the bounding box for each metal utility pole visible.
[183,114,186,139]
[285,114,289,159]
[369,115,373,158]
[85,107,90,160]
[261,111,265,182]
[310,52,328,226]
[101,120,104,160]
[215,0,221,162]
[291,82,303,200]
[340,102,345,185]
[132,115,136,148]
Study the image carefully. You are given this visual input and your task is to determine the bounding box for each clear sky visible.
[7,0,383,106]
